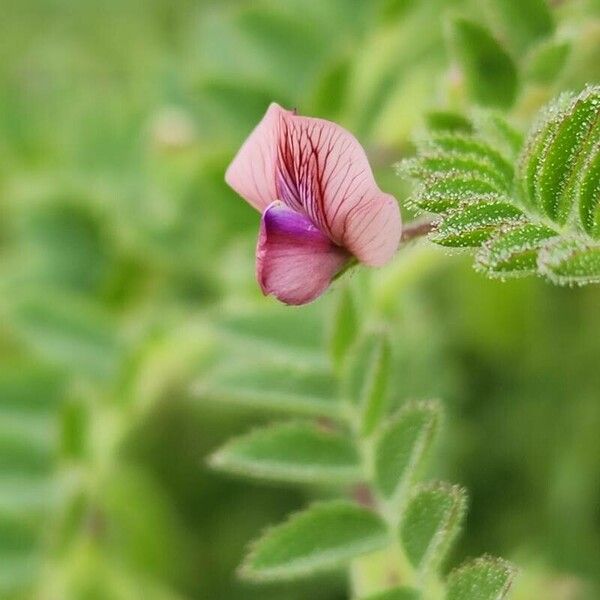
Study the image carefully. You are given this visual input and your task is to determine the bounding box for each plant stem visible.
[401,217,436,244]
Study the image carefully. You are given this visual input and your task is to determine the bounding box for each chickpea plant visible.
[210,0,599,597]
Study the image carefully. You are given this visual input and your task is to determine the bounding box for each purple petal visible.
[256,202,350,305]
[224,103,402,267]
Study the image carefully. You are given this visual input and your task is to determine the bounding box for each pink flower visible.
[225,103,402,305]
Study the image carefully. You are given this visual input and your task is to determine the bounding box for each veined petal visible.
[275,112,402,266]
[225,103,295,212]
[256,201,350,305]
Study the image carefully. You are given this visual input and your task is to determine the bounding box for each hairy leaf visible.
[423,133,514,184]
[400,87,600,287]
[399,483,467,574]
[342,332,392,436]
[209,422,361,485]
[411,176,500,213]
[476,223,557,277]
[447,556,517,600]
[476,113,524,159]
[518,103,563,211]
[450,18,518,109]
[430,202,524,248]
[536,86,600,224]
[406,153,510,193]
[538,237,600,285]
[240,501,388,581]
[578,141,600,238]
[374,401,441,501]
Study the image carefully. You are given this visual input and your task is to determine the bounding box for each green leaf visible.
[476,223,557,277]
[209,422,361,485]
[525,39,571,84]
[424,111,473,134]
[362,587,421,600]
[99,466,189,583]
[475,113,524,158]
[423,133,514,184]
[430,202,524,248]
[411,175,500,213]
[18,200,112,295]
[12,293,122,381]
[446,556,517,600]
[197,363,342,418]
[450,18,518,109]
[399,483,467,574]
[60,397,88,460]
[374,401,441,501]
[328,285,359,372]
[538,237,600,285]
[578,141,600,238]
[484,0,554,53]
[518,98,566,211]
[0,363,64,416]
[406,153,509,193]
[240,501,388,581]
[342,332,392,436]
[536,86,600,224]
[217,306,326,369]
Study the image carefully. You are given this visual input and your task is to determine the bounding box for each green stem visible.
[347,413,417,598]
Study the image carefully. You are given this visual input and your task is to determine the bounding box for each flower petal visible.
[256,201,350,305]
[225,103,294,212]
[275,112,402,266]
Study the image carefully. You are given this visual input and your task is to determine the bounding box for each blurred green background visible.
[0,0,599,598]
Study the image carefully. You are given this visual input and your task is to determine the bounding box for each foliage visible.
[0,0,598,599]
[208,297,517,598]
[400,86,600,285]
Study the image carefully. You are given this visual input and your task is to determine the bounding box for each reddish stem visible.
[400,217,436,243]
